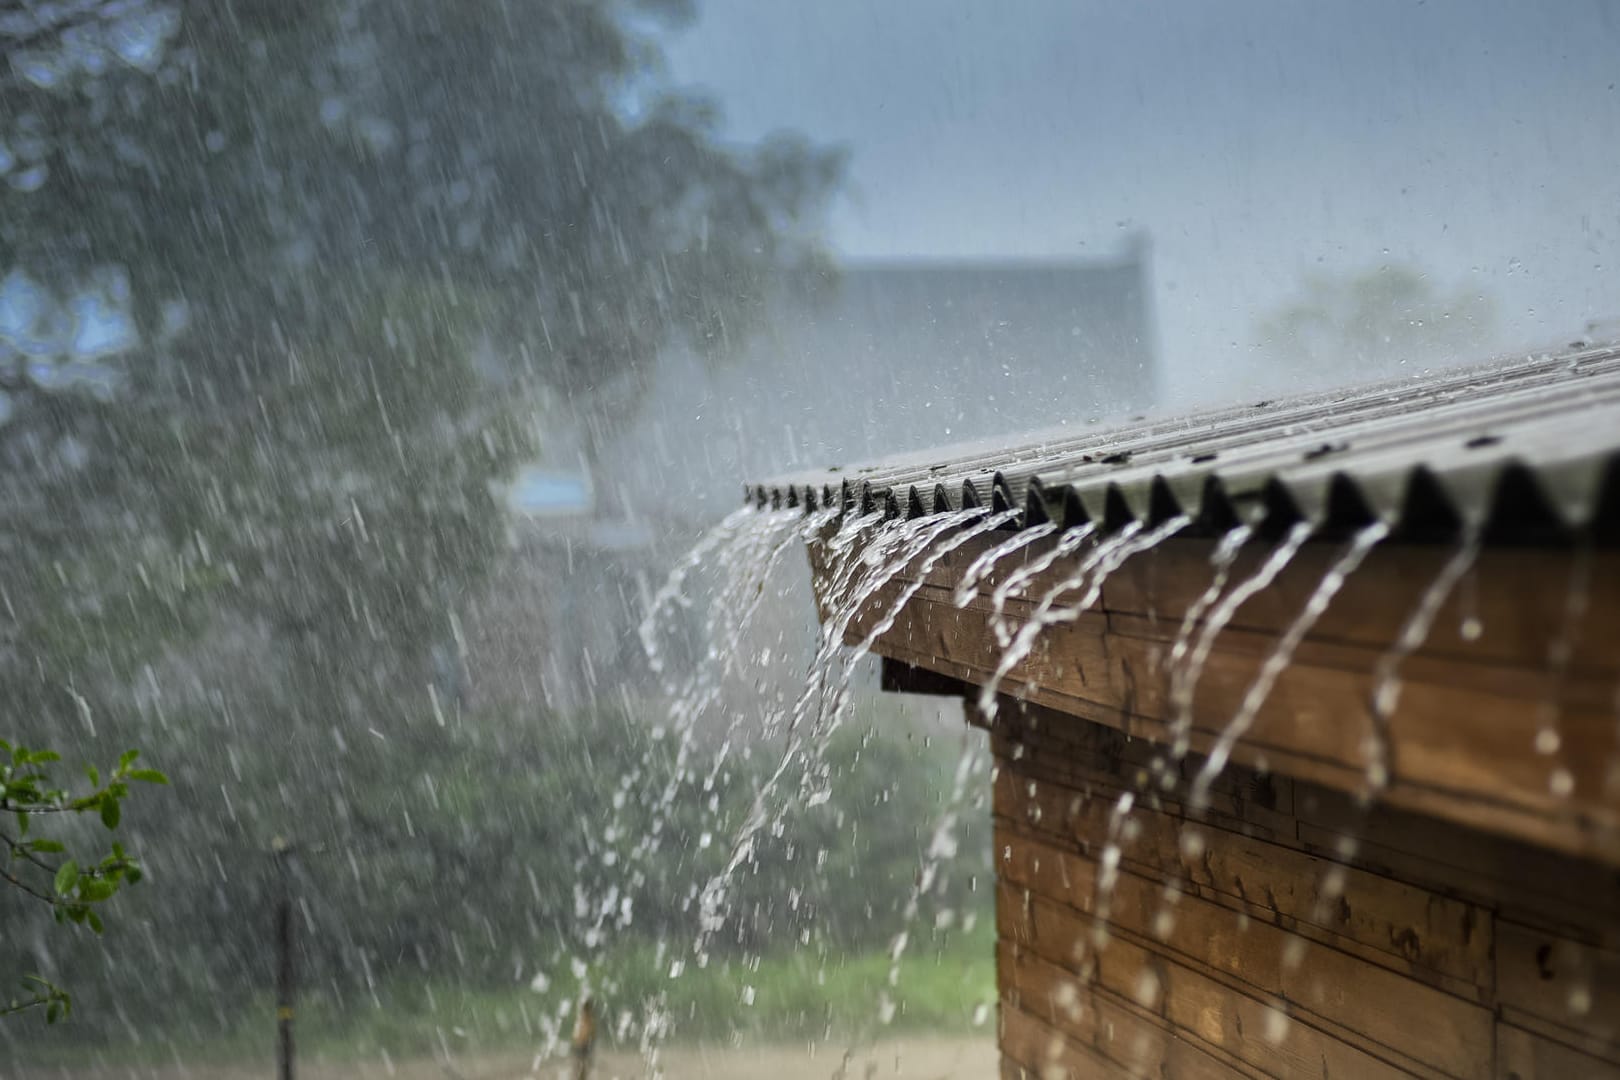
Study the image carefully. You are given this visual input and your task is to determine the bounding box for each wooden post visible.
[272,837,295,1080]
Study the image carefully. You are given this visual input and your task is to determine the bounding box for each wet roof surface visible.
[746,344,1620,543]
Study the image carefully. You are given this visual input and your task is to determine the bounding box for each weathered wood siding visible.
[814,522,1620,1078]
[989,700,1620,1079]
[824,531,1620,864]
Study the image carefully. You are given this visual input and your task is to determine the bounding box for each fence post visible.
[272,836,295,1080]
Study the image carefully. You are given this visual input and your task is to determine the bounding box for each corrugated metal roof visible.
[746,344,1620,543]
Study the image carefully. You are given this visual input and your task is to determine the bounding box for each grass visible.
[9,923,996,1070]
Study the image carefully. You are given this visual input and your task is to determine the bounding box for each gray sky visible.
[665,0,1620,403]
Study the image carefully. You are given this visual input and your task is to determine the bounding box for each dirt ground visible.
[12,1036,997,1079]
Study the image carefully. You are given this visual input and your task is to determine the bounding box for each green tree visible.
[0,0,842,1038]
[1258,264,1494,380]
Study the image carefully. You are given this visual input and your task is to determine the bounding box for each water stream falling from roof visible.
[818,508,1019,735]
[1363,525,1482,796]
[638,505,757,676]
[977,515,1192,721]
[988,523,1098,646]
[625,471,1605,1068]
[1533,541,1593,804]
[1160,524,1254,773]
[953,520,1059,608]
[695,507,989,964]
[1167,521,1316,762]
[1189,519,1389,812]
[573,504,811,1062]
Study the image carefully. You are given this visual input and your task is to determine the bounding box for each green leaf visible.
[118,749,139,771]
[86,909,104,934]
[27,839,65,854]
[79,880,115,906]
[80,878,116,903]
[53,861,79,895]
[99,798,121,830]
[84,764,100,788]
[126,769,169,785]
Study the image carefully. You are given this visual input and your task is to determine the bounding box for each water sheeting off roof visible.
[746,344,1620,543]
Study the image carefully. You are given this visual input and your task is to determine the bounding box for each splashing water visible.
[638,505,756,675]
[562,504,816,1056]
[819,509,1019,733]
[653,508,828,811]
[1189,520,1389,812]
[877,736,987,1026]
[1167,521,1315,761]
[1363,526,1482,795]
[811,508,1009,730]
[698,508,991,952]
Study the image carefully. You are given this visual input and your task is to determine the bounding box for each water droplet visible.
[1550,768,1575,798]
[1263,1005,1291,1044]
[1459,616,1482,641]
[1133,969,1161,1007]
[878,993,897,1025]
[1535,728,1561,756]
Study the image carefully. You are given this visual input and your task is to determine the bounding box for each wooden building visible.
[749,347,1620,1078]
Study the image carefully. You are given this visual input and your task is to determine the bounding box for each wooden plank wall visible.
[819,522,1620,1075]
[825,531,1620,865]
[989,700,1620,1080]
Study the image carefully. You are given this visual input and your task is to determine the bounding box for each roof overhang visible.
[747,345,1620,545]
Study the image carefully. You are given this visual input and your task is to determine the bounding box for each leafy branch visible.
[1,975,71,1024]
[0,740,167,1023]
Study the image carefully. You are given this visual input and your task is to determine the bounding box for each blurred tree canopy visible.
[0,0,844,1037]
[1257,264,1494,380]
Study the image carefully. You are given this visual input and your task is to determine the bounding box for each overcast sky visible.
[664,0,1620,402]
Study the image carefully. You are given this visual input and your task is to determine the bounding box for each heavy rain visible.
[3,2,1619,1079]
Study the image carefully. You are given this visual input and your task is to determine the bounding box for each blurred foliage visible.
[1,698,990,1055]
[1257,263,1494,379]
[16,923,995,1068]
[0,0,845,1044]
